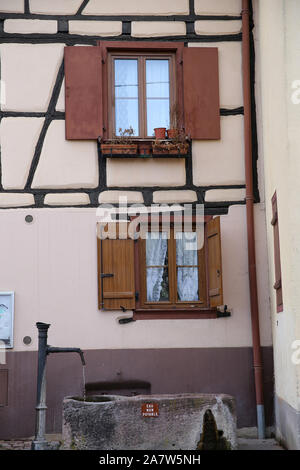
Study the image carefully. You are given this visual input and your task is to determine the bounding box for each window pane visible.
[115,99,139,137]
[177,267,199,301]
[146,233,169,301]
[146,59,170,136]
[114,59,139,135]
[146,60,170,98]
[146,232,168,267]
[147,100,170,137]
[176,232,198,266]
[115,59,138,98]
[147,267,169,301]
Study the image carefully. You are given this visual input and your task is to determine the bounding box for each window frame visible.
[98,41,185,141]
[108,51,176,139]
[138,226,208,309]
[132,215,214,313]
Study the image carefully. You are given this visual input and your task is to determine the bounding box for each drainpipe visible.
[242,0,266,439]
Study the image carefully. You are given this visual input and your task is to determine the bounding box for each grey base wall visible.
[275,395,300,449]
[0,347,273,439]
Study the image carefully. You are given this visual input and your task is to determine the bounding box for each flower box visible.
[152,142,189,155]
[101,143,138,155]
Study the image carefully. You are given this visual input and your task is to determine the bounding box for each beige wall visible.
[0,206,272,352]
[255,0,300,412]
[0,2,272,380]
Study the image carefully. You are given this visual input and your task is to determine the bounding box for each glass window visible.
[146,232,169,302]
[110,54,174,139]
[114,59,139,136]
[146,59,170,136]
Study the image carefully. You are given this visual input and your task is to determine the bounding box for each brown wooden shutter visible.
[183,47,220,140]
[64,46,103,140]
[207,216,223,307]
[97,223,135,310]
[271,192,283,312]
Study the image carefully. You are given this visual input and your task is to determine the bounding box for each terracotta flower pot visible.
[154,127,166,139]
[167,128,179,139]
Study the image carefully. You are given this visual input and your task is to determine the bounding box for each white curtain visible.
[176,232,199,301]
[146,233,168,301]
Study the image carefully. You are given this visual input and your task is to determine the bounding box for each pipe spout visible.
[47,346,86,366]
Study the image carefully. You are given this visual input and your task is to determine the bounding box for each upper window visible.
[109,53,175,138]
[64,41,221,141]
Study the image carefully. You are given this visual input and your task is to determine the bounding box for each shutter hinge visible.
[135,292,139,301]
[100,273,114,278]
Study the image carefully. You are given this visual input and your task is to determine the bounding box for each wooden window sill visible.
[133,308,229,320]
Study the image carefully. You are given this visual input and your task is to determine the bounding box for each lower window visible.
[140,228,207,308]
[97,216,224,317]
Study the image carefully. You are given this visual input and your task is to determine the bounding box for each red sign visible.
[141,403,159,417]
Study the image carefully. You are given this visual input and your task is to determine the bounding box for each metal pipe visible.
[242,0,265,439]
[32,322,50,450]
[32,322,86,450]
[47,346,86,366]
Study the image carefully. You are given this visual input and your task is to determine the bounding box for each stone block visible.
[193,115,245,186]
[44,193,90,206]
[106,158,186,187]
[132,21,186,37]
[0,0,24,13]
[83,0,189,16]
[32,120,98,189]
[99,191,144,204]
[195,0,241,16]
[0,117,44,190]
[69,21,122,36]
[0,44,64,112]
[4,20,57,34]
[62,394,237,450]
[195,20,241,35]
[0,193,34,208]
[56,79,65,112]
[153,190,197,204]
[29,0,82,14]
[205,188,246,202]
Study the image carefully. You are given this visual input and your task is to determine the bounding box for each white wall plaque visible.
[0,292,14,349]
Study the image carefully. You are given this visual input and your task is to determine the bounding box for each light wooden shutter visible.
[64,46,103,140]
[207,217,223,308]
[271,192,283,312]
[183,47,220,140]
[98,223,136,310]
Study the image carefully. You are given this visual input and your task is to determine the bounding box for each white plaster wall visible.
[195,0,241,16]
[82,0,189,16]
[0,117,44,189]
[255,0,300,411]
[0,44,64,112]
[193,115,245,186]
[0,205,271,352]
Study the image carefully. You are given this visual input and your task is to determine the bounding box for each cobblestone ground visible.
[0,439,32,450]
[0,437,285,451]
[0,435,62,450]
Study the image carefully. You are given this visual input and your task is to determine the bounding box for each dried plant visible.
[170,103,182,129]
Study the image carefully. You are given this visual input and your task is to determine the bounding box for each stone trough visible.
[62,393,237,450]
